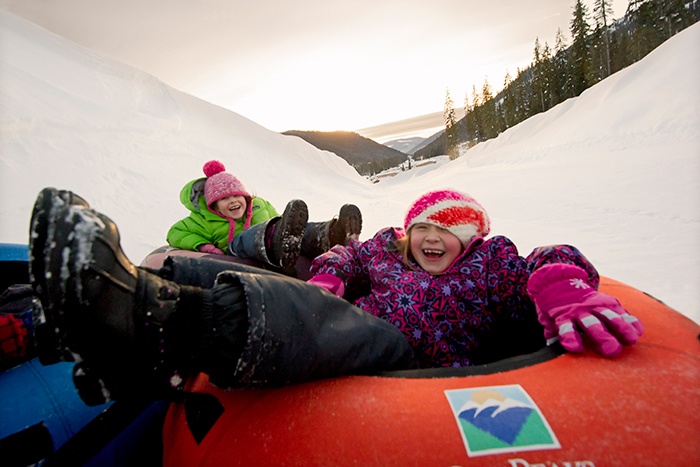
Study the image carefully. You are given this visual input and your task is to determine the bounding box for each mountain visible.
[382,128,444,155]
[282,130,409,175]
[381,136,426,153]
[410,130,447,159]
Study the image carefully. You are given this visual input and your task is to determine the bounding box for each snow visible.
[1,11,698,324]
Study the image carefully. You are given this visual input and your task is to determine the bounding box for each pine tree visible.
[513,68,529,124]
[626,0,661,62]
[541,42,555,109]
[530,38,545,115]
[443,89,459,159]
[481,77,499,140]
[570,0,594,95]
[502,70,516,129]
[463,93,475,145]
[553,28,572,101]
[661,0,694,37]
[593,0,614,78]
[470,85,483,143]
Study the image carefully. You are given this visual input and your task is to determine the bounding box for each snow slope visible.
[1,11,698,322]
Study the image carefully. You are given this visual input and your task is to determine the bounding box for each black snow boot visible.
[301,204,362,259]
[29,196,247,405]
[267,199,308,273]
[29,187,90,364]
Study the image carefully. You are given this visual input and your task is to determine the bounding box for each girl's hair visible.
[394,230,413,267]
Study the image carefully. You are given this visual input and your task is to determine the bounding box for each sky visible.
[0,0,630,139]
[1,10,698,324]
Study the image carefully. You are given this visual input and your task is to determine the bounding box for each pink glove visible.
[307,274,345,297]
[527,263,643,357]
[198,244,224,255]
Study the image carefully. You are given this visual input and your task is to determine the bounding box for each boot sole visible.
[36,204,85,362]
[38,204,110,363]
[331,204,362,246]
[271,199,308,271]
[30,189,88,363]
[29,188,89,301]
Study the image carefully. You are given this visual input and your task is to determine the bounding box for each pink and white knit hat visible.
[404,189,490,245]
[203,160,250,207]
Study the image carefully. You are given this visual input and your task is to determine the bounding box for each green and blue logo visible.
[445,384,560,457]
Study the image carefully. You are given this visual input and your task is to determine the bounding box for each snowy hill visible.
[1,10,698,323]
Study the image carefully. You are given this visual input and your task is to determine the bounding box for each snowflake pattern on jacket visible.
[310,227,599,368]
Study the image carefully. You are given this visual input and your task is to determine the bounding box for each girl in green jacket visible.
[167,160,362,274]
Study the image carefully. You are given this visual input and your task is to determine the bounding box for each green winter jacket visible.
[166,177,279,252]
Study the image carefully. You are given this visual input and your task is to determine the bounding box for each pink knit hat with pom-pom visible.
[404,189,490,245]
[203,160,250,207]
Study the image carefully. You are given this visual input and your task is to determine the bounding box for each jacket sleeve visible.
[481,236,600,308]
[309,229,395,297]
[309,241,373,293]
[167,216,214,251]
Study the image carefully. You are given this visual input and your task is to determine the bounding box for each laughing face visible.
[409,223,464,275]
[213,195,248,220]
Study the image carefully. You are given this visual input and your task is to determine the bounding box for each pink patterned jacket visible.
[310,227,599,368]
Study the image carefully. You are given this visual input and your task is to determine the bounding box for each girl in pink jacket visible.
[309,189,643,368]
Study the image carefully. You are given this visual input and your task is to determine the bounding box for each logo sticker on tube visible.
[444,384,560,457]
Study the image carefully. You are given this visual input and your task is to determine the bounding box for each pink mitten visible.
[307,274,345,297]
[527,263,643,357]
[199,244,224,255]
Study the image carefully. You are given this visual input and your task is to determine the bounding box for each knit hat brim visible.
[404,190,490,245]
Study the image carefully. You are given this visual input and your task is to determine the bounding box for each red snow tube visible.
[152,250,699,465]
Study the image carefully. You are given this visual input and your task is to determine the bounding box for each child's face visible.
[409,223,463,275]
[213,195,247,220]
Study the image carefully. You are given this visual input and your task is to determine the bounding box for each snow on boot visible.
[29,187,90,364]
[330,204,362,248]
[267,199,308,273]
[29,189,89,308]
[301,204,362,259]
[34,203,231,404]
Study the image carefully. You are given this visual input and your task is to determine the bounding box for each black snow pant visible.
[157,256,419,388]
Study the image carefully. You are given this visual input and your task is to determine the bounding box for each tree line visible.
[443,0,699,157]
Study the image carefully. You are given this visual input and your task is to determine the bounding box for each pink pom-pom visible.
[203,160,226,178]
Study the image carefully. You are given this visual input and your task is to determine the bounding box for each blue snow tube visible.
[0,243,168,466]
[0,359,111,457]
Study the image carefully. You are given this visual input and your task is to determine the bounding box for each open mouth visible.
[422,249,444,258]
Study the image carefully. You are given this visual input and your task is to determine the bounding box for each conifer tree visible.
[530,38,545,115]
[470,85,483,143]
[514,68,529,124]
[660,0,694,37]
[463,93,474,145]
[443,89,459,159]
[570,0,594,95]
[541,42,555,109]
[481,77,497,140]
[593,0,614,78]
[626,0,661,61]
[502,70,516,129]
[553,28,572,101]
